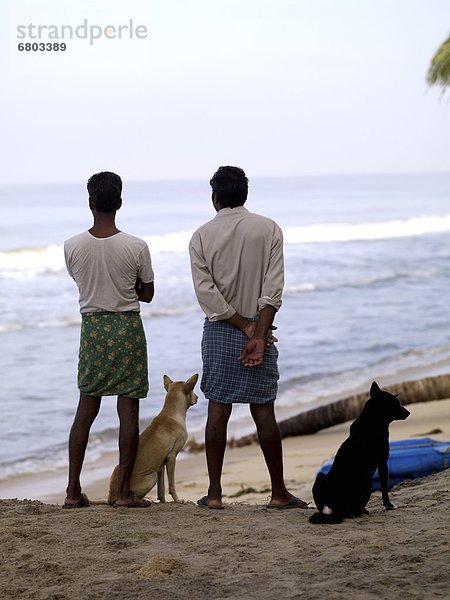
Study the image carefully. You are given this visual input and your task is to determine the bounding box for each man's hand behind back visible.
[239,337,266,367]
[226,309,278,367]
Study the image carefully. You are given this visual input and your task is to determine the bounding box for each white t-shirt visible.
[64,231,154,314]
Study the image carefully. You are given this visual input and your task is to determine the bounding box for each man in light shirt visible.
[189,166,307,509]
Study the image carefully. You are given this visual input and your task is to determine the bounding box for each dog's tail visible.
[107,465,119,505]
[309,511,343,525]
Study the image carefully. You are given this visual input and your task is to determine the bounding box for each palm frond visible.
[427,35,450,88]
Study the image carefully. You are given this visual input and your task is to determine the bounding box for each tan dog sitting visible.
[108,374,198,505]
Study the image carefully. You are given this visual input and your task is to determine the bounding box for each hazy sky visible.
[1,0,449,184]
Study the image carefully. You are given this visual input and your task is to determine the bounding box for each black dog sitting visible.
[309,382,410,524]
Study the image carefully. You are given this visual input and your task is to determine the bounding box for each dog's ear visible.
[370,381,381,398]
[163,375,173,391]
[184,373,199,393]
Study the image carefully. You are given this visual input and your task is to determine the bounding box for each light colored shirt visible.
[189,206,284,320]
[64,231,154,314]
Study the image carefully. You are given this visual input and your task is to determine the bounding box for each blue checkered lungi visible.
[201,318,279,404]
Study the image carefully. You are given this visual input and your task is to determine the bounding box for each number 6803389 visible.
[18,42,67,51]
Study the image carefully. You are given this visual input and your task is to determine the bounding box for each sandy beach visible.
[1,398,449,599]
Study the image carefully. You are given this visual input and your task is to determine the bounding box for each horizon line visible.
[1,169,450,188]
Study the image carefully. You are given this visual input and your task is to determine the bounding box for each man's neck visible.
[89,212,120,238]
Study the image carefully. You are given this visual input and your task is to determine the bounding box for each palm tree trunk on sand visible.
[223,374,450,449]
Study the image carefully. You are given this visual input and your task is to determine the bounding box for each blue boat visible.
[317,437,449,490]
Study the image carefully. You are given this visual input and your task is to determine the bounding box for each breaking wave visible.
[1,213,449,279]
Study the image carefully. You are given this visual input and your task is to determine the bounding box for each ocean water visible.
[1,172,450,483]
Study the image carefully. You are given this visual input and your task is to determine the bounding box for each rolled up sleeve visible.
[189,233,236,321]
[258,225,284,312]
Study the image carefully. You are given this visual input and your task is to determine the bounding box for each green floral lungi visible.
[78,311,148,399]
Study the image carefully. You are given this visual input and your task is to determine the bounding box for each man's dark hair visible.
[210,166,248,208]
[87,171,122,213]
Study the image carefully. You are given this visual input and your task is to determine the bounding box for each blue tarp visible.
[317,437,449,490]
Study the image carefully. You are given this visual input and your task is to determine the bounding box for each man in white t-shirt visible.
[63,172,154,508]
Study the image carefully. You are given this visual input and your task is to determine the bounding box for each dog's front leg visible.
[157,467,166,503]
[166,455,180,502]
[378,460,396,510]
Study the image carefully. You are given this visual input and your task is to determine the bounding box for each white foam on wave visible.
[0,316,80,333]
[283,214,450,245]
[141,303,200,318]
[284,283,316,294]
[0,245,64,279]
[1,214,449,279]
[0,434,116,480]
[142,231,193,254]
[0,232,196,279]
[283,266,438,297]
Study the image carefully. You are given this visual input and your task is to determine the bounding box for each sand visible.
[1,399,449,599]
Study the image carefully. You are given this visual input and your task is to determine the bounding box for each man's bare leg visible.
[114,395,143,505]
[203,401,232,507]
[250,402,297,507]
[65,394,101,505]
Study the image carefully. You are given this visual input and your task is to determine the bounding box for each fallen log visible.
[185,373,450,452]
[277,373,450,439]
